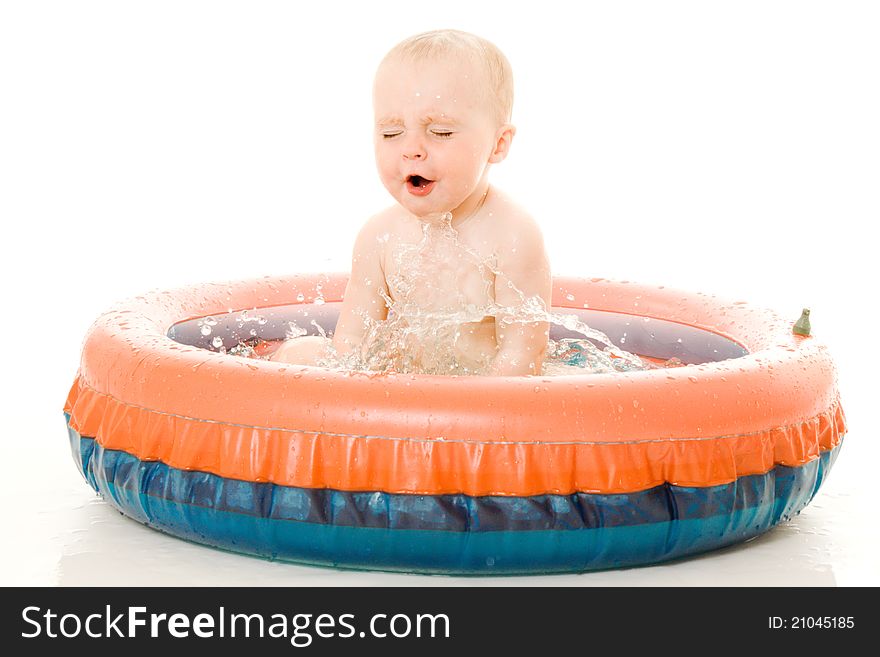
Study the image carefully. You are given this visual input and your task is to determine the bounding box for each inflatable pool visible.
[63,274,845,574]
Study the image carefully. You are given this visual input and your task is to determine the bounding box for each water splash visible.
[312,212,666,376]
[285,321,307,340]
[216,213,682,375]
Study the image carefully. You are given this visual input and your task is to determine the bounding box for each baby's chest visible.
[382,234,497,310]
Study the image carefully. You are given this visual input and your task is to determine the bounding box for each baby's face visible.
[373,57,503,219]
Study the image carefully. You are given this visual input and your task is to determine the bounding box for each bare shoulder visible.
[351,206,403,255]
[484,188,547,256]
[357,205,399,240]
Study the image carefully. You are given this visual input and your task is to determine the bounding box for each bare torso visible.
[379,202,502,372]
[270,187,551,375]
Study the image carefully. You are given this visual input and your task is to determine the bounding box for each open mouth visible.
[406,175,435,196]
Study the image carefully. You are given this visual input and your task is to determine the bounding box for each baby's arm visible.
[269,218,388,366]
[331,216,391,357]
[489,215,552,376]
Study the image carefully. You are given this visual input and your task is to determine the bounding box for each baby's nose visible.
[402,136,426,160]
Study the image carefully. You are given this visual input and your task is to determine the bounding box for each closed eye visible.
[382,131,403,139]
[431,130,453,138]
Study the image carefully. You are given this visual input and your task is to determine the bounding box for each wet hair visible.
[380,29,514,124]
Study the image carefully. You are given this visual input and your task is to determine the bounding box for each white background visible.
[1,1,877,586]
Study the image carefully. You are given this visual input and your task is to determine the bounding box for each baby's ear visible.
[488,124,516,163]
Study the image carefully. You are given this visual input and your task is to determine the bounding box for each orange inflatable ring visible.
[63,274,846,574]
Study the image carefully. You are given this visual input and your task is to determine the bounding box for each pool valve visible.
[793,308,811,337]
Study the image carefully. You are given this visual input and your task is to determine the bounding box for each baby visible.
[271,29,551,376]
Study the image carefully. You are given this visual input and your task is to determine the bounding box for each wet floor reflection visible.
[48,483,848,587]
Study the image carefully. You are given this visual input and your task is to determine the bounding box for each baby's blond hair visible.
[381,29,514,124]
